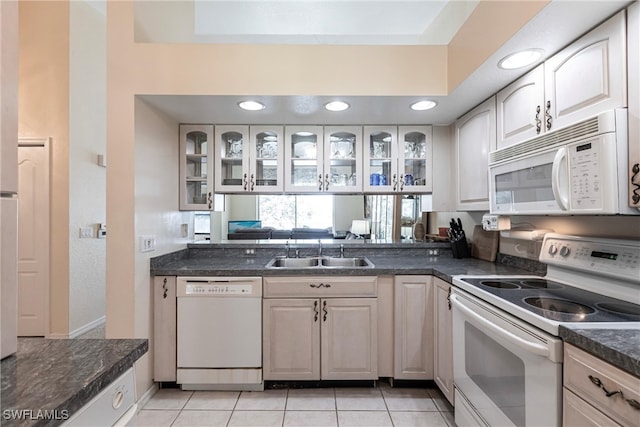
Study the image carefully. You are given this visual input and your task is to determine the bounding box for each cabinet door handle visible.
[545,100,552,131]
[325,173,330,191]
[313,300,318,322]
[250,174,255,192]
[318,174,323,191]
[446,287,451,310]
[588,375,639,410]
[322,300,328,322]
[162,277,168,299]
[207,192,213,209]
[535,105,542,134]
[392,174,398,191]
[631,163,640,205]
[243,173,248,191]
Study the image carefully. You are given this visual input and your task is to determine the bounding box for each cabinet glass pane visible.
[290,132,319,187]
[329,132,357,187]
[220,131,245,186]
[186,180,209,205]
[403,132,428,187]
[255,131,279,188]
[185,131,208,179]
[368,131,392,186]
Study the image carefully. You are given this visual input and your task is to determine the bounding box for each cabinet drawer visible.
[264,276,377,298]
[563,388,620,427]
[564,343,640,427]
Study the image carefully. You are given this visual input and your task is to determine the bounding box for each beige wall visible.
[133,96,192,399]
[18,0,70,336]
[68,0,107,335]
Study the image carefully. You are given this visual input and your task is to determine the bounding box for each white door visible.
[17,139,50,336]
[496,65,545,149]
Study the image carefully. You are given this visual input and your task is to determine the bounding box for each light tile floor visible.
[136,383,456,427]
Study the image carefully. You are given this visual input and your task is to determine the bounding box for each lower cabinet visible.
[263,276,378,381]
[393,275,433,380]
[563,343,640,427]
[153,276,177,382]
[433,278,454,405]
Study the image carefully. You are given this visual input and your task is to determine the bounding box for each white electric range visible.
[451,233,640,427]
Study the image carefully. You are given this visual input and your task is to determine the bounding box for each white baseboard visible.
[137,383,159,410]
[69,316,106,338]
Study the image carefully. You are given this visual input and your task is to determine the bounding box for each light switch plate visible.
[80,227,93,238]
[140,235,156,252]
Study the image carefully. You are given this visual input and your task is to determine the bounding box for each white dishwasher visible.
[176,276,263,391]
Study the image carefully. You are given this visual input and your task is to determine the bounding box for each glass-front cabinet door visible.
[179,124,214,210]
[363,126,398,193]
[323,126,362,193]
[285,126,324,192]
[399,126,433,193]
[214,125,249,193]
[250,126,284,193]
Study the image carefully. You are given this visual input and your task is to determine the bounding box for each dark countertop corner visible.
[1,338,148,427]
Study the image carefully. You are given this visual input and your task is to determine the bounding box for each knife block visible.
[450,236,470,258]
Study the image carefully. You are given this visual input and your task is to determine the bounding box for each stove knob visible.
[548,244,558,255]
[560,246,571,257]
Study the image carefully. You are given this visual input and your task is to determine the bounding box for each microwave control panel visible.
[569,141,602,209]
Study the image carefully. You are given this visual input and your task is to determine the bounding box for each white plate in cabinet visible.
[263,276,377,298]
[563,343,640,427]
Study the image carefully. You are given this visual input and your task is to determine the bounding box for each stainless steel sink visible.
[321,257,374,268]
[265,256,374,269]
[266,257,320,268]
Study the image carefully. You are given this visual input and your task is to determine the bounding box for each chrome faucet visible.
[340,244,344,258]
[318,240,323,257]
[285,242,291,258]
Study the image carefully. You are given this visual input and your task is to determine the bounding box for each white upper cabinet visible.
[497,11,627,150]
[214,125,249,193]
[179,124,215,210]
[454,97,496,211]
[323,126,363,193]
[496,65,545,149]
[629,2,640,210]
[215,125,284,193]
[363,126,432,193]
[284,126,324,193]
[285,126,362,193]
[545,10,627,131]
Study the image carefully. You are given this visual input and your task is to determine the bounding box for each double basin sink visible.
[266,256,374,269]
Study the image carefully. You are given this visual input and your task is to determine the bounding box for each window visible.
[194,211,211,235]
[258,195,334,229]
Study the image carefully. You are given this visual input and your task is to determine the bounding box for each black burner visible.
[479,280,520,289]
[524,297,595,315]
[519,279,563,290]
[596,302,640,318]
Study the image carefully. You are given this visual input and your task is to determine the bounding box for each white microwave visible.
[489,109,638,215]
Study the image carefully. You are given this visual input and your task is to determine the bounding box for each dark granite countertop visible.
[1,338,148,427]
[559,326,640,377]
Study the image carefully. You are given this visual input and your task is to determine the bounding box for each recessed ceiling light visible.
[295,131,314,137]
[410,100,437,111]
[324,101,350,112]
[238,100,266,111]
[498,49,543,70]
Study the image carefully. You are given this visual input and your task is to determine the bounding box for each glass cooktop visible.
[461,277,640,324]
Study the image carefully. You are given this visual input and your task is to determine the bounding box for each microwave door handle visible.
[450,294,551,358]
[551,147,569,211]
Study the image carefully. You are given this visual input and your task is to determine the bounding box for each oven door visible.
[451,288,562,427]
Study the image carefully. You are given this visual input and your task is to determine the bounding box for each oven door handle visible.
[450,294,551,358]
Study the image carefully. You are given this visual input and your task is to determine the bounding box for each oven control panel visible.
[541,234,640,282]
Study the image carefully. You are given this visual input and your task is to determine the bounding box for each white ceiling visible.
[139,0,631,126]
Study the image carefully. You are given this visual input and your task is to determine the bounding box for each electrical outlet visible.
[140,235,156,253]
[79,227,93,238]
